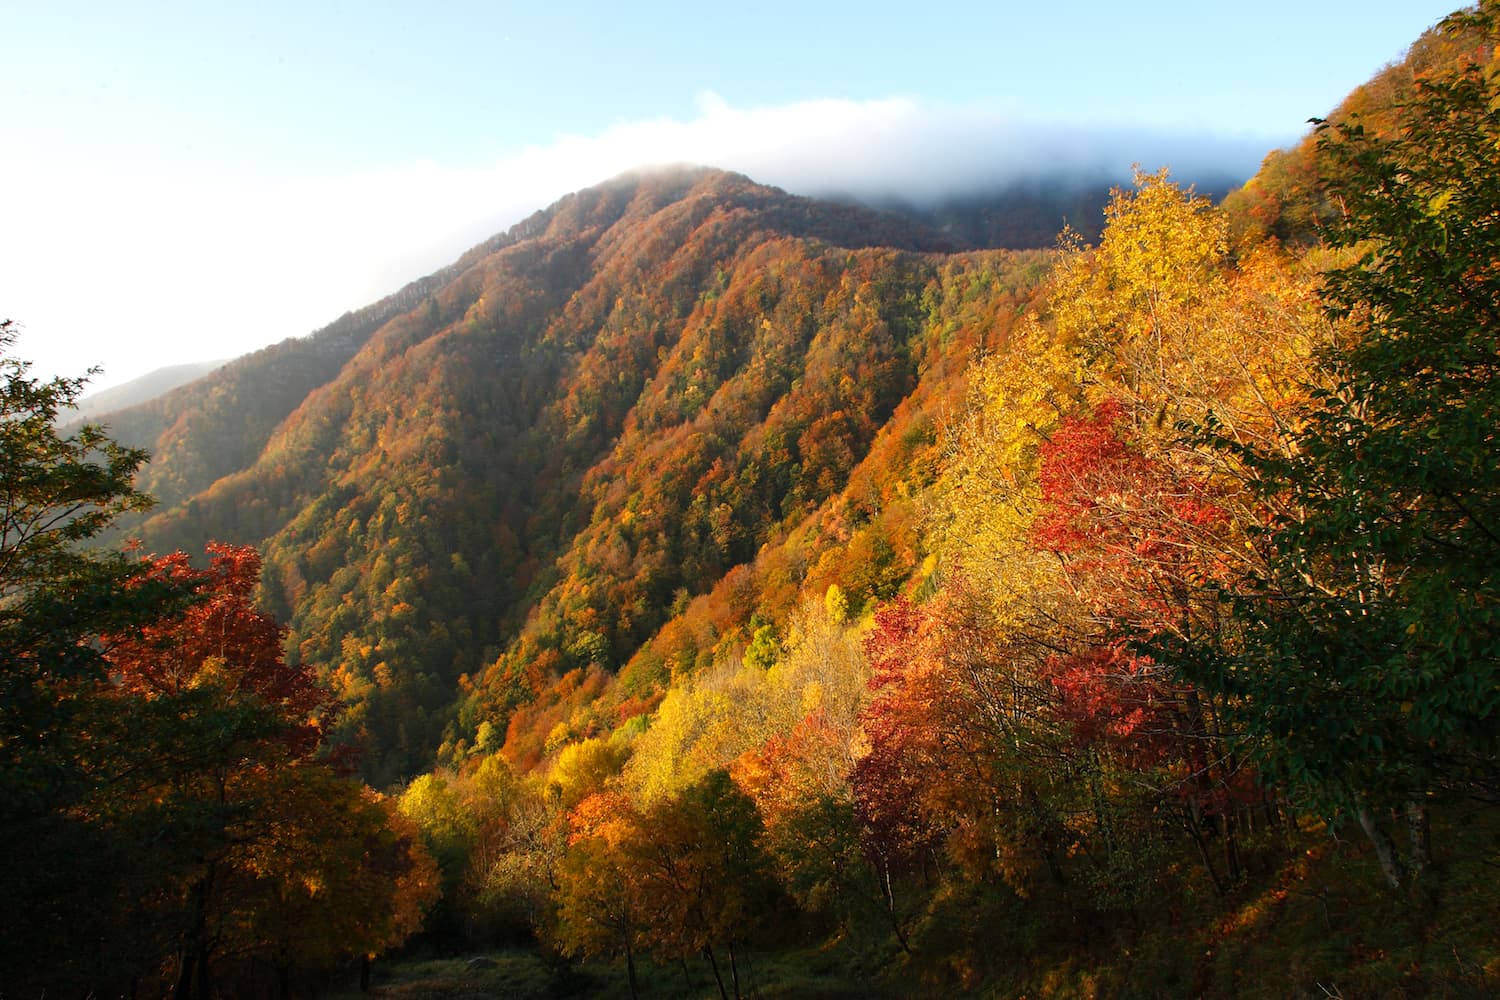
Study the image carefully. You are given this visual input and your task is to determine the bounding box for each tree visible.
[1192,5,1500,885]
[554,791,648,997]
[240,774,439,993]
[0,330,429,991]
[96,544,431,995]
[631,771,777,1000]
[0,321,183,989]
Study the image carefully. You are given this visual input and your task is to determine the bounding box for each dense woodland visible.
[4,5,1499,996]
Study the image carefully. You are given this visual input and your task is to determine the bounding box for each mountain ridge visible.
[112,165,1037,782]
[65,360,227,423]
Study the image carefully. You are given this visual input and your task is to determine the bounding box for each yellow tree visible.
[941,170,1334,684]
[928,171,1336,905]
[240,774,439,992]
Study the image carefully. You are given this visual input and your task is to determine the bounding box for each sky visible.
[2,1,1462,394]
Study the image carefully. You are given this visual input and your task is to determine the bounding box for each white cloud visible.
[0,95,1280,393]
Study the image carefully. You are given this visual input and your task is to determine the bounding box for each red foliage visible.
[1044,644,1174,767]
[734,707,849,827]
[1030,405,1263,813]
[849,600,945,869]
[1032,400,1229,632]
[566,790,637,845]
[107,544,330,739]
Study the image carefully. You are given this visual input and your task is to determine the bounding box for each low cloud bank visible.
[2,94,1283,392]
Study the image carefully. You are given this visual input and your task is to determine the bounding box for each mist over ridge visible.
[7,94,1274,395]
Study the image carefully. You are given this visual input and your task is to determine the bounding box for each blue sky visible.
[2,1,1461,392]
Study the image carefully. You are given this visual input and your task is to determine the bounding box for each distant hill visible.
[65,361,225,423]
[862,173,1243,250]
[93,216,558,513]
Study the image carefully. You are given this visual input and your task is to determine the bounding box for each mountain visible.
[65,361,226,423]
[62,7,1500,992]
[863,173,1244,250]
[98,156,1275,786]
[92,218,556,514]
[109,166,1047,783]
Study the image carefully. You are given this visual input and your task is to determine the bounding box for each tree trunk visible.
[360,955,372,993]
[704,945,730,1000]
[728,939,741,1000]
[881,864,914,955]
[624,942,639,1000]
[741,939,756,998]
[194,942,211,1000]
[173,952,196,999]
[1089,764,1115,861]
[1220,809,1242,884]
[175,868,214,999]
[1043,846,1067,885]
[1405,800,1431,879]
[1184,805,1227,895]
[1357,805,1406,888]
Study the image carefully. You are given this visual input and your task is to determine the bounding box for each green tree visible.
[1191,5,1500,885]
[0,321,179,989]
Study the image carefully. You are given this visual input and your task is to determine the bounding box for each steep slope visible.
[128,166,1008,783]
[482,245,1048,771]
[94,213,555,512]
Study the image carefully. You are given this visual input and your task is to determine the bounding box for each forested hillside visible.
[94,216,556,513]
[118,167,1042,785]
[15,4,1496,996]
[64,360,224,424]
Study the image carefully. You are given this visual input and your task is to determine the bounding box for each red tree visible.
[108,543,330,747]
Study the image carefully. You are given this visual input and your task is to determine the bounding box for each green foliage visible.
[0,322,172,985]
[1191,8,1500,826]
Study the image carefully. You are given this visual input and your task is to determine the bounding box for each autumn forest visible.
[4,6,1499,998]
